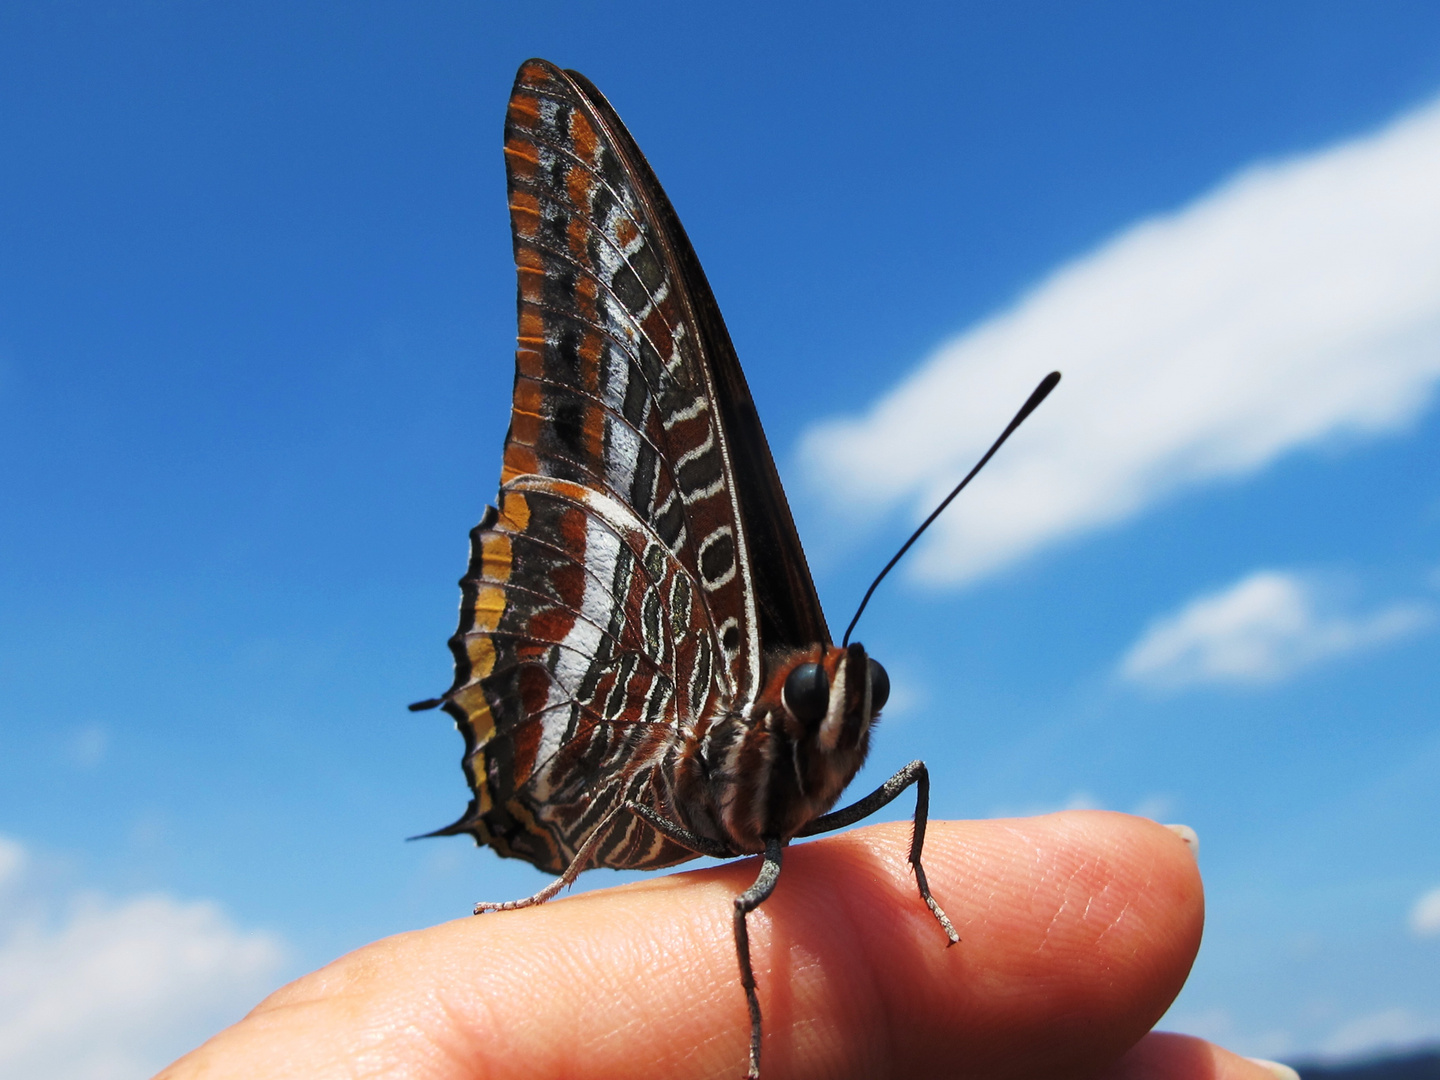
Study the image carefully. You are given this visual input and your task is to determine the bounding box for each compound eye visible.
[783,662,829,724]
[867,658,891,712]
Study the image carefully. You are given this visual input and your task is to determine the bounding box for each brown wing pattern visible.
[441,478,724,872]
[562,70,830,652]
[502,59,761,692]
[436,59,766,871]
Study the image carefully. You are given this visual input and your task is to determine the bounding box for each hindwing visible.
[443,477,722,872]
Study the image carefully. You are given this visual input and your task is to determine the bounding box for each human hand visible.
[156,811,1293,1080]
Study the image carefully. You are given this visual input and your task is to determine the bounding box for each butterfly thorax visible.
[674,643,877,854]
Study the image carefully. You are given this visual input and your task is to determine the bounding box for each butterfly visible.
[411,57,1057,1079]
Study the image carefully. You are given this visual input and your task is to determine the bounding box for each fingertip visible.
[1165,823,1201,857]
[1098,1032,1300,1080]
[975,810,1205,960]
[1247,1058,1302,1080]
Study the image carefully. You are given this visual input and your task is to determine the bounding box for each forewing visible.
[562,68,829,651]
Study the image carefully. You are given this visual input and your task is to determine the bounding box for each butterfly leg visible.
[471,801,636,914]
[617,808,783,1077]
[734,836,783,1080]
[797,760,959,944]
[472,801,732,914]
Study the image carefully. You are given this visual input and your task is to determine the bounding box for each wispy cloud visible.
[1319,1008,1440,1059]
[66,724,109,770]
[1119,570,1431,689]
[1167,1005,1440,1064]
[1411,886,1440,938]
[0,837,23,888]
[986,789,1103,819]
[984,791,1176,821]
[0,835,287,1080]
[802,95,1440,585]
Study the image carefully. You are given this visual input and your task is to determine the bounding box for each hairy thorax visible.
[673,644,878,855]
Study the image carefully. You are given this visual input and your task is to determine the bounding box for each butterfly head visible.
[780,642,890,752]
[756,641,890,831]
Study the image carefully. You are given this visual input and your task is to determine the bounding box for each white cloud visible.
[1119,570,1431,688]
[0,837,25,890]
[1320,1008,1440,1059]
[1130,794,1177,822]
[986,789,1103,818]
[802,94,1440,586]
[1167,1005,1440,1064]
[0,835,287,1080]
[1411,886,1440,938]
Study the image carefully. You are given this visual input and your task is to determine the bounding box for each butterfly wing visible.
[433,59,824,873]
[561,68,829,653]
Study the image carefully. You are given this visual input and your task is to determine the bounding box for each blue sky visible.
[2,2,1439,1075]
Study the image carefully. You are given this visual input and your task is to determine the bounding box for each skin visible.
[156,812,1288,1080]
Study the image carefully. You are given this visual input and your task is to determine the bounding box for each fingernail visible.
[1164,823,1199,857]
[1246,1058,1299,1080]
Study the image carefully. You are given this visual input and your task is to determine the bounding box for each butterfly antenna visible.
[840,371,1061,647]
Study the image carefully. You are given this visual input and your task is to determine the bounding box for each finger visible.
[1097,1032,1301,1080]
[158,810,1203,1080]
